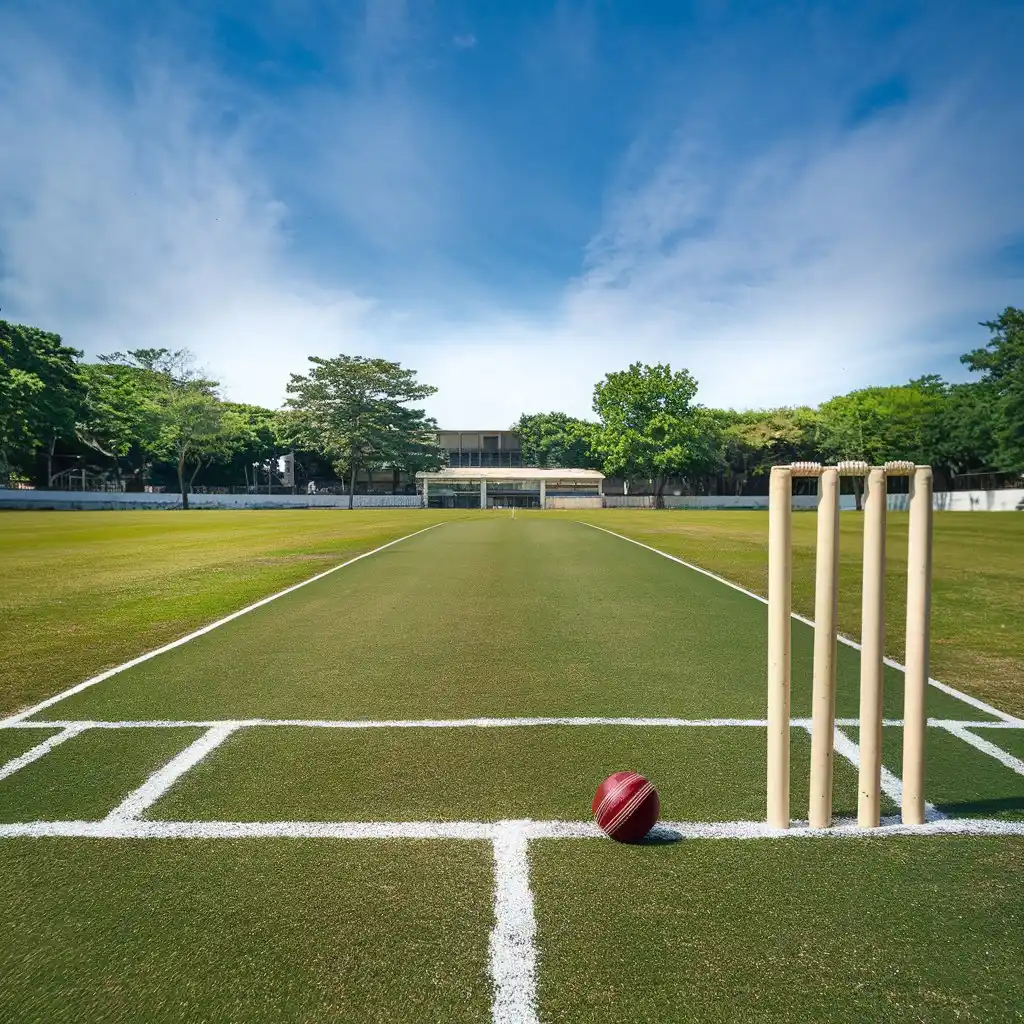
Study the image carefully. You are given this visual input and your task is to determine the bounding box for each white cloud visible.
[453,34,477,50]
[1,2,1021,432]
[552,79,1024,413]
[0,19,378,409]
[402,71,1024,427]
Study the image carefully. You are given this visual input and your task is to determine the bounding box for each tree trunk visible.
[178,451,189,510]
[852,474,863,512]
[349,463,357,510]
[655,475,667,509]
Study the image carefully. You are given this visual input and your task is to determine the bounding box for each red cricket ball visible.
[592,771,660,843]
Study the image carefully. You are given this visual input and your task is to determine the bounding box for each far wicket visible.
[766,461,934,829]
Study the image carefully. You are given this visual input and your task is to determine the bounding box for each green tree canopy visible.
[220,403,287,491]
[592,362,717,505]
[0,321,83,478]
[284,355,441,509]
[152,378,228,508]
[96,348,230,506]
[75,362,166,486]
[714,407,820,494]
[512,412,602,469]
[816,379,946,466]
[961,307,1024,470]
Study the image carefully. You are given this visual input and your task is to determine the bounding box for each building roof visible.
[416,467,604,480]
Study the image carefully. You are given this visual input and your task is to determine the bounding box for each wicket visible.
[766,461,934,830]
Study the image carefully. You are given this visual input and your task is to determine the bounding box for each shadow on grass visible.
[938,796,1024,818]
[635,825,686,846]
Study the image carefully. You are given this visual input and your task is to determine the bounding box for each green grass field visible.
[1,509,1022,1022]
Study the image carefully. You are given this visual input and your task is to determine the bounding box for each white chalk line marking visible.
[489,823,539,1024]
[0,724,91,782]
[104,724,240,822]
[937,723,1024,776]
[9,716,1018,731]
[828,725,945,821]
[579,522,1018,723]
[0,523,444,727]
[2,816,1023,840]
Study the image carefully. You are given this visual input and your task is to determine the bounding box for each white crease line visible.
[0,523,444,727]
[2,817,1023,840]
[0,820,499,839]
[104,724,240,822]
[0,724,91,783]
[579,522,1018,723]
[831,726,945,821]
[933,719,1024,730]
[3,716,920,730]
[938,723,1024,776]
[489,823,539,1024]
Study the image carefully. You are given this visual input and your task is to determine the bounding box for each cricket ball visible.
[592,771,660,843]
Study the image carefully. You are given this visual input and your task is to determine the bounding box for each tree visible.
[513,412,602,469]
[96,348,229,507]
[220,403,287,492]
[961,307,1024,470]
[385,406,446,492]
[714,407,819,495]
[928,382,999,482]
[592,362,715,506]
[0,321,83,481]
[284,355,439,509]
[816,379,949,506]
[817,381,943,465]
[153,378,228,508]
[75,362,165,488]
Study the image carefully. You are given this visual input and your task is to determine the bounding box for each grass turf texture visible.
[0,509,471,717]
[0,728,203,822]
[566,509,1024,717]
[2,513,1022,1023]
[990,728,1024,761]
[0,838,493,1023]
[531,836,1024,1023]
[151,724,891,823]
[21,518,985,723]
[0,728,60,766]
[879,727,1024,820]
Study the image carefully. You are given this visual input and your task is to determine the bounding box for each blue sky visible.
[1,0,1022,426]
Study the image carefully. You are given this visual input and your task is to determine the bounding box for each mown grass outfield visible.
[1,509,1023,1022]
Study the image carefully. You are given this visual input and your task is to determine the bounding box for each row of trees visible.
[515,307,1023,504]
[2,307,1021,506]
[0,323,443,508]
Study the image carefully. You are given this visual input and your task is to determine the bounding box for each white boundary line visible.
[489,822,539,1024]
[3,716,1018,731]
[831,726,904,807]
[0,524,444,727]
[830,726,944,821]
[937,723,1024,776]
[579,522,1021,723]
[104,724,240,822]
[0,723,91,782]
[2,816,1023,840]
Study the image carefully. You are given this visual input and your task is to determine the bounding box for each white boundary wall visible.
[0,490,422,511]
[606,495,839,510]
[605,490,1024,512]
[544,496,603,509]
[3,487,1021,512]
[889,488,1024,512]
